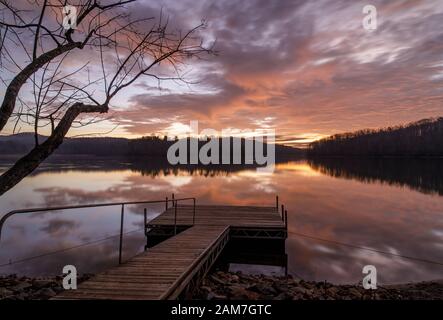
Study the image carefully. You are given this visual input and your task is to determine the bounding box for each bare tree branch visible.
[0,0,214,195]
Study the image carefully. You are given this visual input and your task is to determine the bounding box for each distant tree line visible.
[129,136,302,163]
[128,135,174,156]
[1,134,302,160]
[308,117,443,156]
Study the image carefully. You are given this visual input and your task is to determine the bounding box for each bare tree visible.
[0,0,212,195]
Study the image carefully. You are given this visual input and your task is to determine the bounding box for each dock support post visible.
[285,210,288,231]
[276,195,279,209]
[285,263,288,276]
[119,204,125,264]
[144,208,148,251]
[143,208,148,235]
[193,198,196,225]
[172,193,175,207]
[174,200,178,235]
[281,204,284,221]
[144,208,147,234]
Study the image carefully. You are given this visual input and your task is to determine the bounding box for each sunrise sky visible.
[1,0,443,147]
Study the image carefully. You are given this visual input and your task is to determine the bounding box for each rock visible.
[292,286,308,295]
[198,286,212,299]
[14,293,28,300]
[190,271,443,300]
[0,274,95,300]
[228,284,246,294]
[11,282,32,292]
[348,288,363,299]
[207,292,227,300]
[228,285,260,300]
[287,278,301,286]
[273,283,290,293]
[200,285,212,292]
[248,283,277,295]
[52,286,64,294]
[36,288,56,299]
[326,287,339,296]
[32,279,54,289]
[302,282,314,289]
[275,292,292,300]
[209,275,226,286]
[0,288,14,298]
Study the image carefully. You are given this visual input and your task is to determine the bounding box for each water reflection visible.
[0,156,442,284]
[309,157,443,195]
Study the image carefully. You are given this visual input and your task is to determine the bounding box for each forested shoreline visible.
[0,134,302,158]
[309,117,443,156]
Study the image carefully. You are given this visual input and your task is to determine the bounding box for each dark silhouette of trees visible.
[1,134,302,160]
[128,136,302,163]
[308,117,443,156]
[128,135,172,156]
[0,0,212,195]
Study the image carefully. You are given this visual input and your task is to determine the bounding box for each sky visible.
[1,0,443,147]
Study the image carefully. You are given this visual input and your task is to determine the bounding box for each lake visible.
[1,156,443,285]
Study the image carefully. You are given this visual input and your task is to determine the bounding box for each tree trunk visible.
[0,42,81,132]
[0,102,108,196]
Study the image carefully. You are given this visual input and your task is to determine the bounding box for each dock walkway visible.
[56,203,287,300]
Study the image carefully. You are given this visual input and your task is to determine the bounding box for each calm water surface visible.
[1,157,443,284]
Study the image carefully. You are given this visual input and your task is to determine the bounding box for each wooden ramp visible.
[56,225,229,300]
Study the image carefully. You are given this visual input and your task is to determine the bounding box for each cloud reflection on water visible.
[0,157,442,284]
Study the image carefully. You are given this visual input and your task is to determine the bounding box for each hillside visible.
[308,117,443,156]
[0,133,303,160]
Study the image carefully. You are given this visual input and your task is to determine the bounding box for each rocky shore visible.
[2,272,442,300]
[0,274,93,300]
[193,271,443,300]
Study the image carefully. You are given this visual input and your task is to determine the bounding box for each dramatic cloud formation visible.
[2,0,443,146]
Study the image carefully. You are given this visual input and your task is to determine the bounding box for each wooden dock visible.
[149,204,286,227]
[56,203,287,300]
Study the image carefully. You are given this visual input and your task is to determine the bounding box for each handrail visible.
[0,197,196,242]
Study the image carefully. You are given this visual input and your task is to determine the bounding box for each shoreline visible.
[192,271,443,300]
[0,274,93,300]
[1,272,442,300]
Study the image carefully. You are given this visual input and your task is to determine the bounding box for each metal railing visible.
[276,195,288,231]
[144,197,197,237]
[0,195,196,264]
